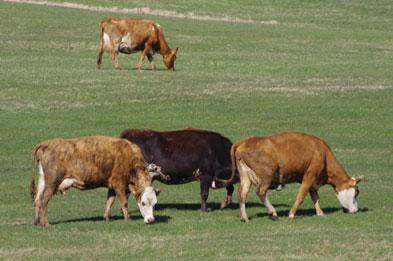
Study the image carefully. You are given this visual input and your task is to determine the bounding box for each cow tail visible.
[217,144,237,185]
[97,22,105,67]
[30,144,39,202]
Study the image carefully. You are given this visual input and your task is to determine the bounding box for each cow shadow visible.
[251,206,370,219]
[51,214,171,225]
[155,202,290,212]
[118,67,178,72]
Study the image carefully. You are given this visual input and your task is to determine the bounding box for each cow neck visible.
[156,29,171,56]
[132,171,152,198]
[326,153,351,190]
[158,44,171,56]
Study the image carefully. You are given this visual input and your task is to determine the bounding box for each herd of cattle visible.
[31,128,361,226]
[30,17,362,226]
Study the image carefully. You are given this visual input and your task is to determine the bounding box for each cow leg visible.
[238,175,251,222]
[255,169,278,220]
[220,184,234,209]
[257,187,278,220]
[199,173,213,212]
[146,53,156,70]
[310,190,324,216]
[288,171,318,219]
[104,189,116,221]
[33,162,46,225]
[137,44,152,70]
[113,187,128,220]
[40,186,55,226]
[110,50,120,69]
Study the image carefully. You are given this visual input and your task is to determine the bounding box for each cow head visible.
[336,177,361,213]
[137,186,161,224]
[146,163,170,182]
[163,47,178,71]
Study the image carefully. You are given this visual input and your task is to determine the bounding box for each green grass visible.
[1,1,392,260]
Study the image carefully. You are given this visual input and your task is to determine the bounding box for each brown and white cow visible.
[97,17,178,71]
[221,132,361,222]
[30,136,160,226]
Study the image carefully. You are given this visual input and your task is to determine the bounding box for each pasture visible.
[0,0,392,259]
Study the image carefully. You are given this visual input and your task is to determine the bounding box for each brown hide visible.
[31,136,152,226]
[232,132,353,189]
[225,132,359,221]
[97,17,178,70]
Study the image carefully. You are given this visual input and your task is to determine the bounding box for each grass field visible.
[1,0,392,259]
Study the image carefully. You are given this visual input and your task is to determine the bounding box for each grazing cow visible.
[30,136,160,226]
[97,17,178,71]
[221,132,361,222]
[120,128,236,212]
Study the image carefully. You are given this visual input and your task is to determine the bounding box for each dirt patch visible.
[3,0,279,25]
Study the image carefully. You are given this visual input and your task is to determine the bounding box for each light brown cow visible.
[30,136,160,226]
[221,132,361,222]
[97,17,178,71]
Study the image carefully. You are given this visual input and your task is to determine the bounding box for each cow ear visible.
[352,176,363,186]
[154,188,162,197]
[128,184,137,195]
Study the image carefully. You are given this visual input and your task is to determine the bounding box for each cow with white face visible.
[137,186,159,224]
[336,178,360,213]
[31,136,160,226]
[219,132,362,222]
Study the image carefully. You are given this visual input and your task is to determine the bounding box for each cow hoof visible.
[288,213,295,219]
[240,218,249,223]
[269,215,279,221]
[220,201,231,209]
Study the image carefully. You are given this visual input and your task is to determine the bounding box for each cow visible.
[220,132,361,222]
[97,17,178,71]
[120,128,237,212]
[30,136,160,226]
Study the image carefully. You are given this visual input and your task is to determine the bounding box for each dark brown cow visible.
[97,17,178,70]
[30,136,159,226]
[221,132,361,222]
[120,128,237,212]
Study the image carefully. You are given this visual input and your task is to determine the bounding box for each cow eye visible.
[141,202,146,207]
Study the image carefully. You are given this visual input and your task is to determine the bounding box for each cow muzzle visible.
[144,217,155,224]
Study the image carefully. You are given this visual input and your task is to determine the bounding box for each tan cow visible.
[30,136,160,226]
[221,132,361,222]
[97,17,178,71]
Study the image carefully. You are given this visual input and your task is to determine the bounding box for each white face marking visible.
[137,186,157,224]
[35,162,46,202]
[147,163,162,178]
[146,164,170,181]
[336,187,358,213]
[151,26,155,31]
